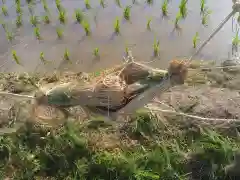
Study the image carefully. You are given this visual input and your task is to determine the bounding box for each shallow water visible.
[0,0,237,74]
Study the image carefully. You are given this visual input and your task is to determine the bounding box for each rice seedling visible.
[93,48,99,58]
[28,2,34,14]
[16,2,22,14]
[75,9,84,24]
[39,51,47,64]
[174,12,182,29]
[30,15,38,27]
[147,18,152,30]
[42,0,49,12]
[232,29,240,47]
[6,30,13,42]
[34,27,41,40]
[11,50,21,65]
[179,0,187,18]
[15,15,22,28]
[201,8,211,26]
[123,6,131,21]
[192,32,199,48]
[58,10,66,24]
[146,0,153,5]
[81,20,91,36]
[2,5,8,16]
[153,39,160,57]
[84,0,91,9]
[42,14,50,24]
[161,0,168,16]
[114,17,120,34]
[56,27,63,39]
[125,45,129,56]
[2,0,5,3]
[1,21,6,30]
[115,0,122,8]
[63,48,71,63]
[200,0,206,14]
[55,0,62,11]
[100,0,106,8]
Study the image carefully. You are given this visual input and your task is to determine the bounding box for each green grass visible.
[162,0,168,16]
[81,20,91,36]
[11,50,21,65]
[56,27,63,39]
[123,6,131,21]
[30,15,39,27]
[0,110,238,179]
[75,9,84,24]
[1,5,8,16]
[42,14,50,24]
[85,0,91,9]
[193,32,199,48]
[58,10,66,24]
[34,27,41,40]
[153,39,160,57]
[114,17,120,34]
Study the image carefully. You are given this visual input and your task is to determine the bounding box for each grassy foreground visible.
[0,110,239,180]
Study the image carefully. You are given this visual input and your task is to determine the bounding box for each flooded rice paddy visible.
[0,0,237,74]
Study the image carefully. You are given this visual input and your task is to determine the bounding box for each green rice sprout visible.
[75,9,84,24]
[16,2,22,14]
[146,0,153,5]
[201,8,211,26]
[115,0,121,8]
[55,0,62,11]
[93,48,99,58]
[58,10,66,24]
[2,5,8,16]
[179,0,187,18]
[1,21,6,30]
[84,0,91,9]
[15,15,22,28]
[161,0,168,16]
[153,39,160,57]
[56,27,63,39]
[42,0,49,12]
[81,20,91,36]
[125,46,129,56]
[192,32,199,48]
[100,0,106,8]
[147,18,152,30]
[28,2,34,14]
[238,13,240,24]
[123,6,131,21]
[174,12,182,29]
[64,48,71,62]
[232,29,240,47]
[6,31,13,42]
[11,50,21,65]
[15,0,20,3]
[43,14,50,24]
[30,15,38,27]
[2,0,5,3]
[39,51,47,64]
[114,17,120,34]
[200,0,206,14]
[34,27,41,40]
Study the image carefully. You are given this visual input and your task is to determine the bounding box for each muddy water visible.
[0,0,236,74]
